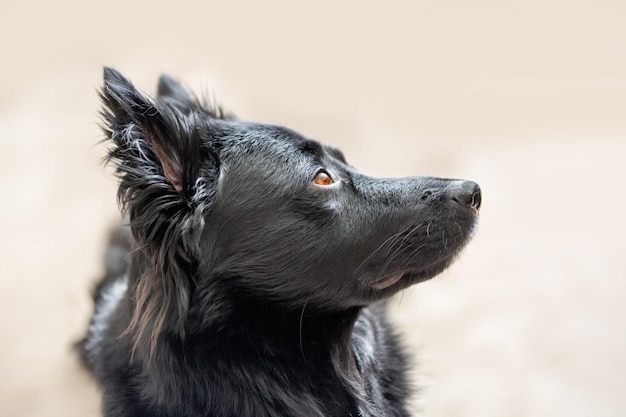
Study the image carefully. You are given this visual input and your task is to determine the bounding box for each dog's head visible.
[101,68,480,350]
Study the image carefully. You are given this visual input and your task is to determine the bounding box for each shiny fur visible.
[78,68,481,417]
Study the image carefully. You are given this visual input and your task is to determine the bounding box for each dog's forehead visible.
[219,121,322,162]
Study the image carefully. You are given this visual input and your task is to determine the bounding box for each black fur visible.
[79,68,481,417]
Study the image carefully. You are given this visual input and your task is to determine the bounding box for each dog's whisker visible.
[353,229,405,274]
[398,222,424,247]
[393,290,406,321]
[299,299,309,364]
[401,243,428,271]
[355,221,426,276]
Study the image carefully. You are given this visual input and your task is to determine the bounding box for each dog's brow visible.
[326,146,347,163]
[300,140,323,158]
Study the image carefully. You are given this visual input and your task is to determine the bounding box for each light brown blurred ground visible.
[1,1,625,416]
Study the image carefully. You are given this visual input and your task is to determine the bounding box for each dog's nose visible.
[450,181,481,211]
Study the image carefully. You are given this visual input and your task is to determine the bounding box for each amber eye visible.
[313,170,334,186]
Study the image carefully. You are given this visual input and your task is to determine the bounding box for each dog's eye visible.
[313,170,334,186]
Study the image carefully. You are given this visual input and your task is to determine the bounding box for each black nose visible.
[450,180,481,211]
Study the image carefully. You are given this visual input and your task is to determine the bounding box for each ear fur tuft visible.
[99,67,221,357]
[101,67,188,194]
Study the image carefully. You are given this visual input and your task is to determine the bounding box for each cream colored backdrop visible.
[1,1,625,416]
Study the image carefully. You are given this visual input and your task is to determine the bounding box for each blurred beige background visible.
[1,1,625,416]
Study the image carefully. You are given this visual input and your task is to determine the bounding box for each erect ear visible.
[157,73,197,111]
[101,67,185,193]
[100,69,221,354]
[158,73,234,121]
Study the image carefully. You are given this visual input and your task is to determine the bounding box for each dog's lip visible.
[370,268,439,292]
[371,272,406,290]
[370,255,457,291]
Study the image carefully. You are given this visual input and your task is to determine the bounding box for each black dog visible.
[79,68,481,417]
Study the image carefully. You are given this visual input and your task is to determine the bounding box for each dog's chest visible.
[351,308,398,417]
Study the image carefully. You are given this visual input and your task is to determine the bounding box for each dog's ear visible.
[100,68,220,356]
[157,72,234,120]
[101,67,191,193]
[157,74,197,110]
[100,66,220,243]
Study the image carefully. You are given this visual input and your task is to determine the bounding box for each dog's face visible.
[202,123,479,309]
[101,68,480,340]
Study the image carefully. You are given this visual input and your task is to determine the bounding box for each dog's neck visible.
[131,279,366,416]
[192,287,365,380]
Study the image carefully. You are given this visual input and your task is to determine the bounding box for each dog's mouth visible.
[369,256,456,292]
[371,270,431,291]
[371,272,407,290]
[361,204,480,296]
